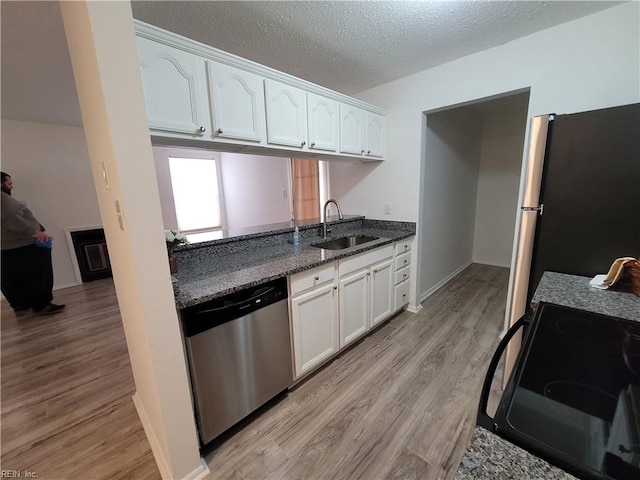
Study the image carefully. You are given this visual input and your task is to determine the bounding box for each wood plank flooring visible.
[1,263,508,480]
[1,279,160,479]
[202,263,509,480]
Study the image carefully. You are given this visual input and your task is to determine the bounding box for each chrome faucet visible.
[323,199,344,239]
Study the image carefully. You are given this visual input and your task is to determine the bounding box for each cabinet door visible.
[208,61,266,144]
[339,104,365,155]
[370,258,394,326]
[307,93,338,152]
[394,280,410,312]
[136,36,210,137]
[290,283,339,377]
[339,269,369,347]
[365,111,386,159]
[265,79,308,148]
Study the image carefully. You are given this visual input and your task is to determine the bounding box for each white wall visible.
[219,152,291,229]
[331,2,640,303]
[472,108,528,267]
[420,108,482,296]
[61,2,203,479]
[0,119,102,289]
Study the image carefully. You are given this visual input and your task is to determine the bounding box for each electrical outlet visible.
[384,203,391,215]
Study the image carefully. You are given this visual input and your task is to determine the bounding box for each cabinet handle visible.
[216,128,224,134]
[314,276,319,281]
[198,126,206,133]
[300,141,306,148]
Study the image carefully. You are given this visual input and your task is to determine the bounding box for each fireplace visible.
[69,228,112,282]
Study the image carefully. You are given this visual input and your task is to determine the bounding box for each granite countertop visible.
[455,427,577,480]
[171,220,415,309]
[532,271,639,321]
[456,271,638,479]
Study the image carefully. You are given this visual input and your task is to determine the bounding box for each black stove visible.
[478,303,640,480]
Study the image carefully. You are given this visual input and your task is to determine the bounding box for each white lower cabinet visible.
[289,242,407,378]
[338,268,370,347]
[289,265,339,378]
[338,245,394,348]
[370,258,394,326]
[393,237,414,312]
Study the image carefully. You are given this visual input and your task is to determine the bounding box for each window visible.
[168,156,223,233]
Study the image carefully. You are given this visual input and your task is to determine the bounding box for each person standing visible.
[1,172,65,315]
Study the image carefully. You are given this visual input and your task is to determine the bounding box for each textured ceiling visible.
[1,1,622,127]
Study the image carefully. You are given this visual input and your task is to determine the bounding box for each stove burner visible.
[557,317,628,355]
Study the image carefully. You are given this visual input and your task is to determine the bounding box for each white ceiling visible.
[1,1,622,127]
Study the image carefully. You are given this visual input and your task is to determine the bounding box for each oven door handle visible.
[477,312,532,430]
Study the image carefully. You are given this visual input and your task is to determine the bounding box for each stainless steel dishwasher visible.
[181,278,293,445]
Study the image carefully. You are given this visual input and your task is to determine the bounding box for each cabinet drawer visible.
[290,263,335,297]
[394,280,410,311]
[395,252,411,271]
[339,245,393,277]
[394,266,410,286]
[394,239,412,256]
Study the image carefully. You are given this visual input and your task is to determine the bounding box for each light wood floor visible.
[1,263,508,480]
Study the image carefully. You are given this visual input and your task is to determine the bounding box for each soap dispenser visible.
[293,227,301,246]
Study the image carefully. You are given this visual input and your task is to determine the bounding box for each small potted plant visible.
[165,229,188,274]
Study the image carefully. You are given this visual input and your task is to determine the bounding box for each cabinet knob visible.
[373,269,378,274]
[403,273,407,278]
[198,126,206,133]
[300,141,306,148]
[402,294,406,298]
[310,142,316,148]
[360,149,365,154]
[314,276,319,281]
[367,272,371,276]
[333,286,337,291]
[367,150,371,155]
[404,259,408,265]
[216,128,224,134]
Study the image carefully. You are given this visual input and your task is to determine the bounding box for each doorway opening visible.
[418,90,530,303]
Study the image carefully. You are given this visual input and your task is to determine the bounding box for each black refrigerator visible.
[507,103,640,329]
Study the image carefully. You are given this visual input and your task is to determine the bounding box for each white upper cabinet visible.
[207,61,266,145]
[136,36,210,138]
[365,111,386,159]
[339,104,366,155]
[307,93,338,152]
[265,79,308,149]
[135,22,386,161]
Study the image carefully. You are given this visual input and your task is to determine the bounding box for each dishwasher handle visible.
[195,286,276,315]
[181,278,288,338]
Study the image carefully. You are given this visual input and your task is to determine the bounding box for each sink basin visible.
[311,235,379,250]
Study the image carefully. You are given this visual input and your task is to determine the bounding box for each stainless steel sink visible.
[311,235,379,250]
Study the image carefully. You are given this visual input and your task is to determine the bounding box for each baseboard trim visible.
[406,303,423,313]
[53,281,81,291]
[132,392,210,480]
[133,392,172,479]
[419,260,472,303]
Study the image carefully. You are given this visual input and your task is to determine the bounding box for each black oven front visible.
[478,302,640,480]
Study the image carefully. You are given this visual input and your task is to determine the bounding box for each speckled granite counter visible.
[455,427,577,479]
[171,218,415,309]
[456,271,638,479]
[532,271,639,321]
